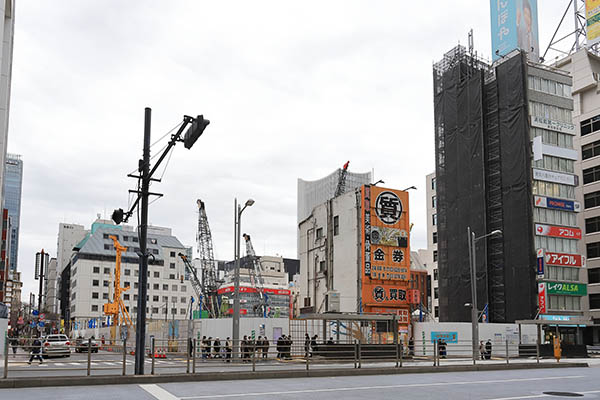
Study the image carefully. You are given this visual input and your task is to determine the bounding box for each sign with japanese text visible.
[544,251,585,267]
[362,185,411,310]
[490,0,539,61]
[535,224,581,240]
[587,0,600,45]
[431,331,458,344]
[536,249,544,276]
[533,168,577,186]
[534,195,580,213]
[530,115,576,135]
[546,281,587,296]
[538,282,546,314]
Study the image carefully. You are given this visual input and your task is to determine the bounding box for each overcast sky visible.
[9,1,574,302]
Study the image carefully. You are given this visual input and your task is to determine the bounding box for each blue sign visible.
[490,0,539,61]
[540,315,571,321]
[536,256,544,275]
[32,310,39,316]
[30,321,36,328]
[431,331,458,343]
[546,197,575,212]
[38,321,45,327]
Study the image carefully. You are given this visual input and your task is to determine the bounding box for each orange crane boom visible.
[103,235,132,339]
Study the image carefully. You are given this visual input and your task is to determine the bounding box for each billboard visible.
[545,282,587,296]
[535,224,582,240]
[532,168,577,186]
[545,251,585,267]
[587,0,600,45]
[490,0,539,61]
[534,195,581,212]
[361,185,412,310]
[538,283,546,314]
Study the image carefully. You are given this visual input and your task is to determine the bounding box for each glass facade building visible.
[4,153,22,271]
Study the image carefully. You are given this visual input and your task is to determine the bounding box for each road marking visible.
[486,390,600,400]
[55,363,65,366]
[140,384,179,400]
[179,375,586,399]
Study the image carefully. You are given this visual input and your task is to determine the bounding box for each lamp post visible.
[372,180,385,186]
[402,185,417,191]
[232,198,254,359]
[468,227,502,360]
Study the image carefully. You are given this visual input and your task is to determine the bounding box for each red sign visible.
[218,286,290,296]
[545,251,585,267]
[226,308,247,315]
[538,283,546,314]
[535,224,581,240]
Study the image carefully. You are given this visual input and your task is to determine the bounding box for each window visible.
[180,309,186,315]
[103,293,109,300]
[104,244,111,250]
[135,270,139,276]
[152,307,159,314]
[93,267,100,274]
[532,180,575,199]
[316,228,323,239]
[432,232,438,244]
[319,260,326,273]
[133,237,139,243]
[104,267,110,274]
[583,140,600,160]
[585,191,600,209]
[434,306,439,318]
[92,292,99,299]
[103,233,109,239]
[432,196,437,208]
[587,216,600,234]
[103,280,109,287]
[124,281,130,288]
[149,238,157,244]
[134,282,139,289]
[548,295,581,311]
[133,307,138,313]
[532,155,574,173]
[170,263,175,269]
[169,274,175,280]
[434,287,439,299]
[71,292,76,300]
[170,251,176,257]
[71,279,77,288]
[433,269,438,280]
[433,250,438,262]
[171,308,177,315]
[431,177,436,191]
[172,296,177,303]
[588,268,600,284]
[581,115,600,137]
[590,294,600,309]
[153,284,159,290]
[124,269,131,276]
[181,297,186,303]
[547,266,579,281]
[163,284,168,290]
[333,215,339,236]
[154,271,160,278]
[181,286,187,292]
[92,305,99,312]
[124,294,130,300]
[172,285,178,291]
[588,242,600,259]
[163,296,168,302]
[123,235,129,242]
[134,295,138,301]
[432,214,437,226]
[92,280,99,287]
[153,295,159,302]
[152,248,159,255]
[72,267,77,276]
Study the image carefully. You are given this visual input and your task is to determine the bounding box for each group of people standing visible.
[200,336,232,361]
[276,335,293,359]
[479,340,493,360]
[241,335,270,361]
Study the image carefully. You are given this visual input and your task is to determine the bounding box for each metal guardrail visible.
[1,334,549,378]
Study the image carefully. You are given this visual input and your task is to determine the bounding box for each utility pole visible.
[35,250,47,314]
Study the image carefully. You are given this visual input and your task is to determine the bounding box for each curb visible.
[0,362,589,389]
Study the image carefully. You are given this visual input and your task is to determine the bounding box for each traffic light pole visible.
[134,108,152,375]
[37,250,45,314]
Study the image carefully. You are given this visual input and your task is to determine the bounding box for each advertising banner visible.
[545,251,585,267]
[530,115,576,135]
[361,185,411,309]
[536,249,544,275]
[546,281,587,296]
[535,224,582,240]
[431,331,458,343]
[538,283,546,314]
[534,195,580,212]
[490,0,539,61]
[533,168,577,186]
[587,0,600,45]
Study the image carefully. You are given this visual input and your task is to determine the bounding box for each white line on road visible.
[179,375,586,399]
[140,384,179,400]
[486,389,600,400]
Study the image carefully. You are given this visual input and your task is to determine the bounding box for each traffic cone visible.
[161,349,167,359]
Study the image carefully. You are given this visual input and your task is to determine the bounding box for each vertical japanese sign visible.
[490,0,539,61]
[538,282,546,314]
[361,186,411,310]
[587,0,600,45]
[536,248,544,276]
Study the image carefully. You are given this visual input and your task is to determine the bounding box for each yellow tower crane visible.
[103,235,133,341]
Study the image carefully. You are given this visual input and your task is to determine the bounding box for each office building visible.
[4,153,22,271]
[418,172,438,321]
[0,1,14,211]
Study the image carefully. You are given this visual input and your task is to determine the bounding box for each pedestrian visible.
[225,337,232,362]
[326,337,334,345]
[241,335,248,362]
[262,336,269,359]
[201,336,207,359]
[408,337,415,356]
[213,337,221,359]
[101,335,105,348]
[286,335,293,359]
[311,335,318,357]
[304,333,310,357]
[276,335,282,359]
[28,335,43,365]
[485,339,492,360]
[479,341,485,360]
[9,334,18,357]
[206,337,213,359]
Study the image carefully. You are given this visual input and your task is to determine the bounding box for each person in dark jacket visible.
[213,338,221,358]
[304,334,310,357]
[310,335,318,357]
[28,336,43,364]
[262,337,269,359]
[485,339,492,360]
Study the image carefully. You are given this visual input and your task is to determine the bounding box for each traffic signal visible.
[112,208,125,225]
[183,115,210,149]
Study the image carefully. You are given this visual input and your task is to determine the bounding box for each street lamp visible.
[402,185,417,191]
[372,179,385,186]
[468,227,502,361]
[232,198,254,358]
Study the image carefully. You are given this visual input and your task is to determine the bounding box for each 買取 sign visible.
[430,331,458,344]
[546,282,587,296]
[534,195,580,212]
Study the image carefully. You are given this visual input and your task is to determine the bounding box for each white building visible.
[43,258,58,314]
[61,219,193,327]
[418,172,438,321]
[57,222,87,273]
[0,1,14,208]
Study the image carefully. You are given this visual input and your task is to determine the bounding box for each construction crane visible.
[103,235,133,341]
[334,161,350,197]
[242,233,268,317]
[177,252,217,318]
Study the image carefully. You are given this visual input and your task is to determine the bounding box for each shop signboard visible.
[534,195,580,212]
[533,168,577,186]
[536,248,544,275]
[535,224,581,240]
[538,283,546,314]
[546,281,587,296]
[490,0,539,61]
[545,251,585,267]
[530,115,576,135]
[430,331,458,344]
[587,0,600,45]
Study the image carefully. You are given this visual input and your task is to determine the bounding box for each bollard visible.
[536,339,540,364]
[186,338,191,374]
[122,339,127,376]
[151,337,155,375]
[433,341,438,367]
[251,344,256,372]
[306,347,310,371]
[354,341,358,369]
[400,342,403,368]
[506,340,509,364]
[87,338,92,376]
[395,342,399,368]
[473,340,477,365]
[192,339,196,374]
[3,333,8,379]
[357,341,362,369]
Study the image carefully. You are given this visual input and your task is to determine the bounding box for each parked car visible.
[75,337,99,353]
[41,334,71,358]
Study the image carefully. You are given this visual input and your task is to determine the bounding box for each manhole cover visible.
[542,392,583,397]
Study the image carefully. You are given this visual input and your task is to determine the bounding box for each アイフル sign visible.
[545,251,585,267]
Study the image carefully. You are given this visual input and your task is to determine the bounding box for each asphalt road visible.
[1,366,599,399]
